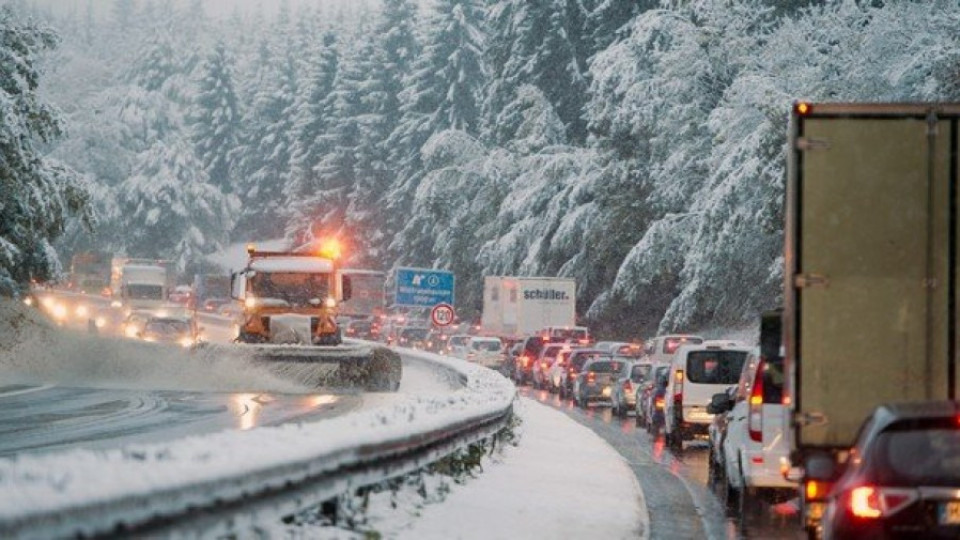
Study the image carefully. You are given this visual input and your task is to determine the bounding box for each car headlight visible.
[95,317,106,328]
[111,300,122,308]
[125,326,139,338]
[23,297,34,307]
[179,337,194,348]
[143,336,156,343]
[324,297,337,309]
[52,304,67,320]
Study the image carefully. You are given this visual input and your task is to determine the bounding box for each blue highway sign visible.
[395,267,455,308]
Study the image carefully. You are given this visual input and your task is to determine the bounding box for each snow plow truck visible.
[227,242,401,391]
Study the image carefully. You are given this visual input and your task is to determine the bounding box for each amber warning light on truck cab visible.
[794,102,813,116]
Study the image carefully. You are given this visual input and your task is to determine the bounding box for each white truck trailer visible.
[110,258,174,310]
[481,276,576,339]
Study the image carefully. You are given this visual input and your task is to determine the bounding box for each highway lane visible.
[0,383,361,457]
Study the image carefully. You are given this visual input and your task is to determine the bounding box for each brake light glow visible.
[623,380,632,394]
[655,396,664,410]
[674,370,683,401]
[849,487,882,519]
[749,360,765,443]
[805,480,833,501]
[587,372,596,384]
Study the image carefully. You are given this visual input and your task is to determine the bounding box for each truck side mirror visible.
[230,273,238,300]
[342,275,352,302]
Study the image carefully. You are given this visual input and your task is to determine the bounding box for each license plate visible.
[939,501,960,525]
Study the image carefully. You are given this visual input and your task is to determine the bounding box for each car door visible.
[723,353,760,484]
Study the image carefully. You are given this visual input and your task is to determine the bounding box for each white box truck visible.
[110,257,175,310]
[766,102,960,534]
[481,276,576,339]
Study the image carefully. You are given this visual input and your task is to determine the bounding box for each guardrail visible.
[0,348,516,538]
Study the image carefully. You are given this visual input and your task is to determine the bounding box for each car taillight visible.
[850,487,882,519]
[673,369,684,401]
[846,486,918,519]
[805,480,834,502]
[587,372,596,384]
[655,396,665,410]
[749,360,765,442]
[623,380,632,394]
[541,361,549,370]
[520,356,530,367]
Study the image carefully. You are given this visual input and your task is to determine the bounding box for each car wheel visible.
[668,427,683,452]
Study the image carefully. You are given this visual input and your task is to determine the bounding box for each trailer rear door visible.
[788,105,957,448]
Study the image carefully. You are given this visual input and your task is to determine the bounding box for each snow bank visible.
[0,337,516,534]
[392,398,648,540]
[0,299,308,393]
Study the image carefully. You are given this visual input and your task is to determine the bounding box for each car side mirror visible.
[707,392,733,414]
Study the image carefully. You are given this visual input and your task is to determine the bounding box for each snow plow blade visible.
[204,343,402,392]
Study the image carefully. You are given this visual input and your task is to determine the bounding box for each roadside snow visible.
[393,398,648,539]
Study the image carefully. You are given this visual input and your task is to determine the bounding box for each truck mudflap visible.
[202,343,402,392]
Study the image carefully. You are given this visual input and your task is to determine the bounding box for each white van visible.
[642,334,704,366]
[663,343,750,450]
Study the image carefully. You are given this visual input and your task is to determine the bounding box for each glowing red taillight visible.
[623,380,633,394]
[846,486,918,519]
[587,372,596,384]
[654,396,664,410]
[849,487,882,519]
[749,360,765,443]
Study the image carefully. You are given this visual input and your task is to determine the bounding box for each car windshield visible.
[400,328,428,340]
[550,328,587,341]
[876,425,960,486]
[249,272,329,305]
[586,360,623,373]
[450,336,469,346]
[630,364,652,382]
[143,320,190,335]
[664,337,704,354]
[572,352,608,369]
[685,351,747,384]
[472,340,501,352]
[126,284,163,300]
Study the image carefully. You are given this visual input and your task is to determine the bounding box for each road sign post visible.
[431,303,455,327]
[394,268,455,308]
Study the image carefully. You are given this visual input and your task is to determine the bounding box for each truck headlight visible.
[52,304,67,320]
[76,305,89,318]
[324,297,337,309]
[245,297,257,309]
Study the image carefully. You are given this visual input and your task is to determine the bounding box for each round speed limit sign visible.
[430,303,455,326]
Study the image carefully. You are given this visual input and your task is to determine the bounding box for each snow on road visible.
[327,397,648,540]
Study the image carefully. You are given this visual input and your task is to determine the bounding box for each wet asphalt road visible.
[0,383,360,457]
[519,386,806,540]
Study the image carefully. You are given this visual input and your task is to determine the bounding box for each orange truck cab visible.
[230,245,351,346]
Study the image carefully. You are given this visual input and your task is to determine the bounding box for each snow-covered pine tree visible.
[0,7,91,293]
[230,41,298,239]
[189,41,240,194]
[116,138,233,272]
[483,0,590,145]
[383,0,485,259]
[283,32,339,244]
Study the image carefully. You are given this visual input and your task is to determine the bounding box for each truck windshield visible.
[250,272,329,305]
[126,284,163,300]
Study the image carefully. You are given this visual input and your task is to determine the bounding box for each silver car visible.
[611,359,653,417]
[572,357,624,408]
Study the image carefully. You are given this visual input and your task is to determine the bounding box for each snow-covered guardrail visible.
[0,348,516,538]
